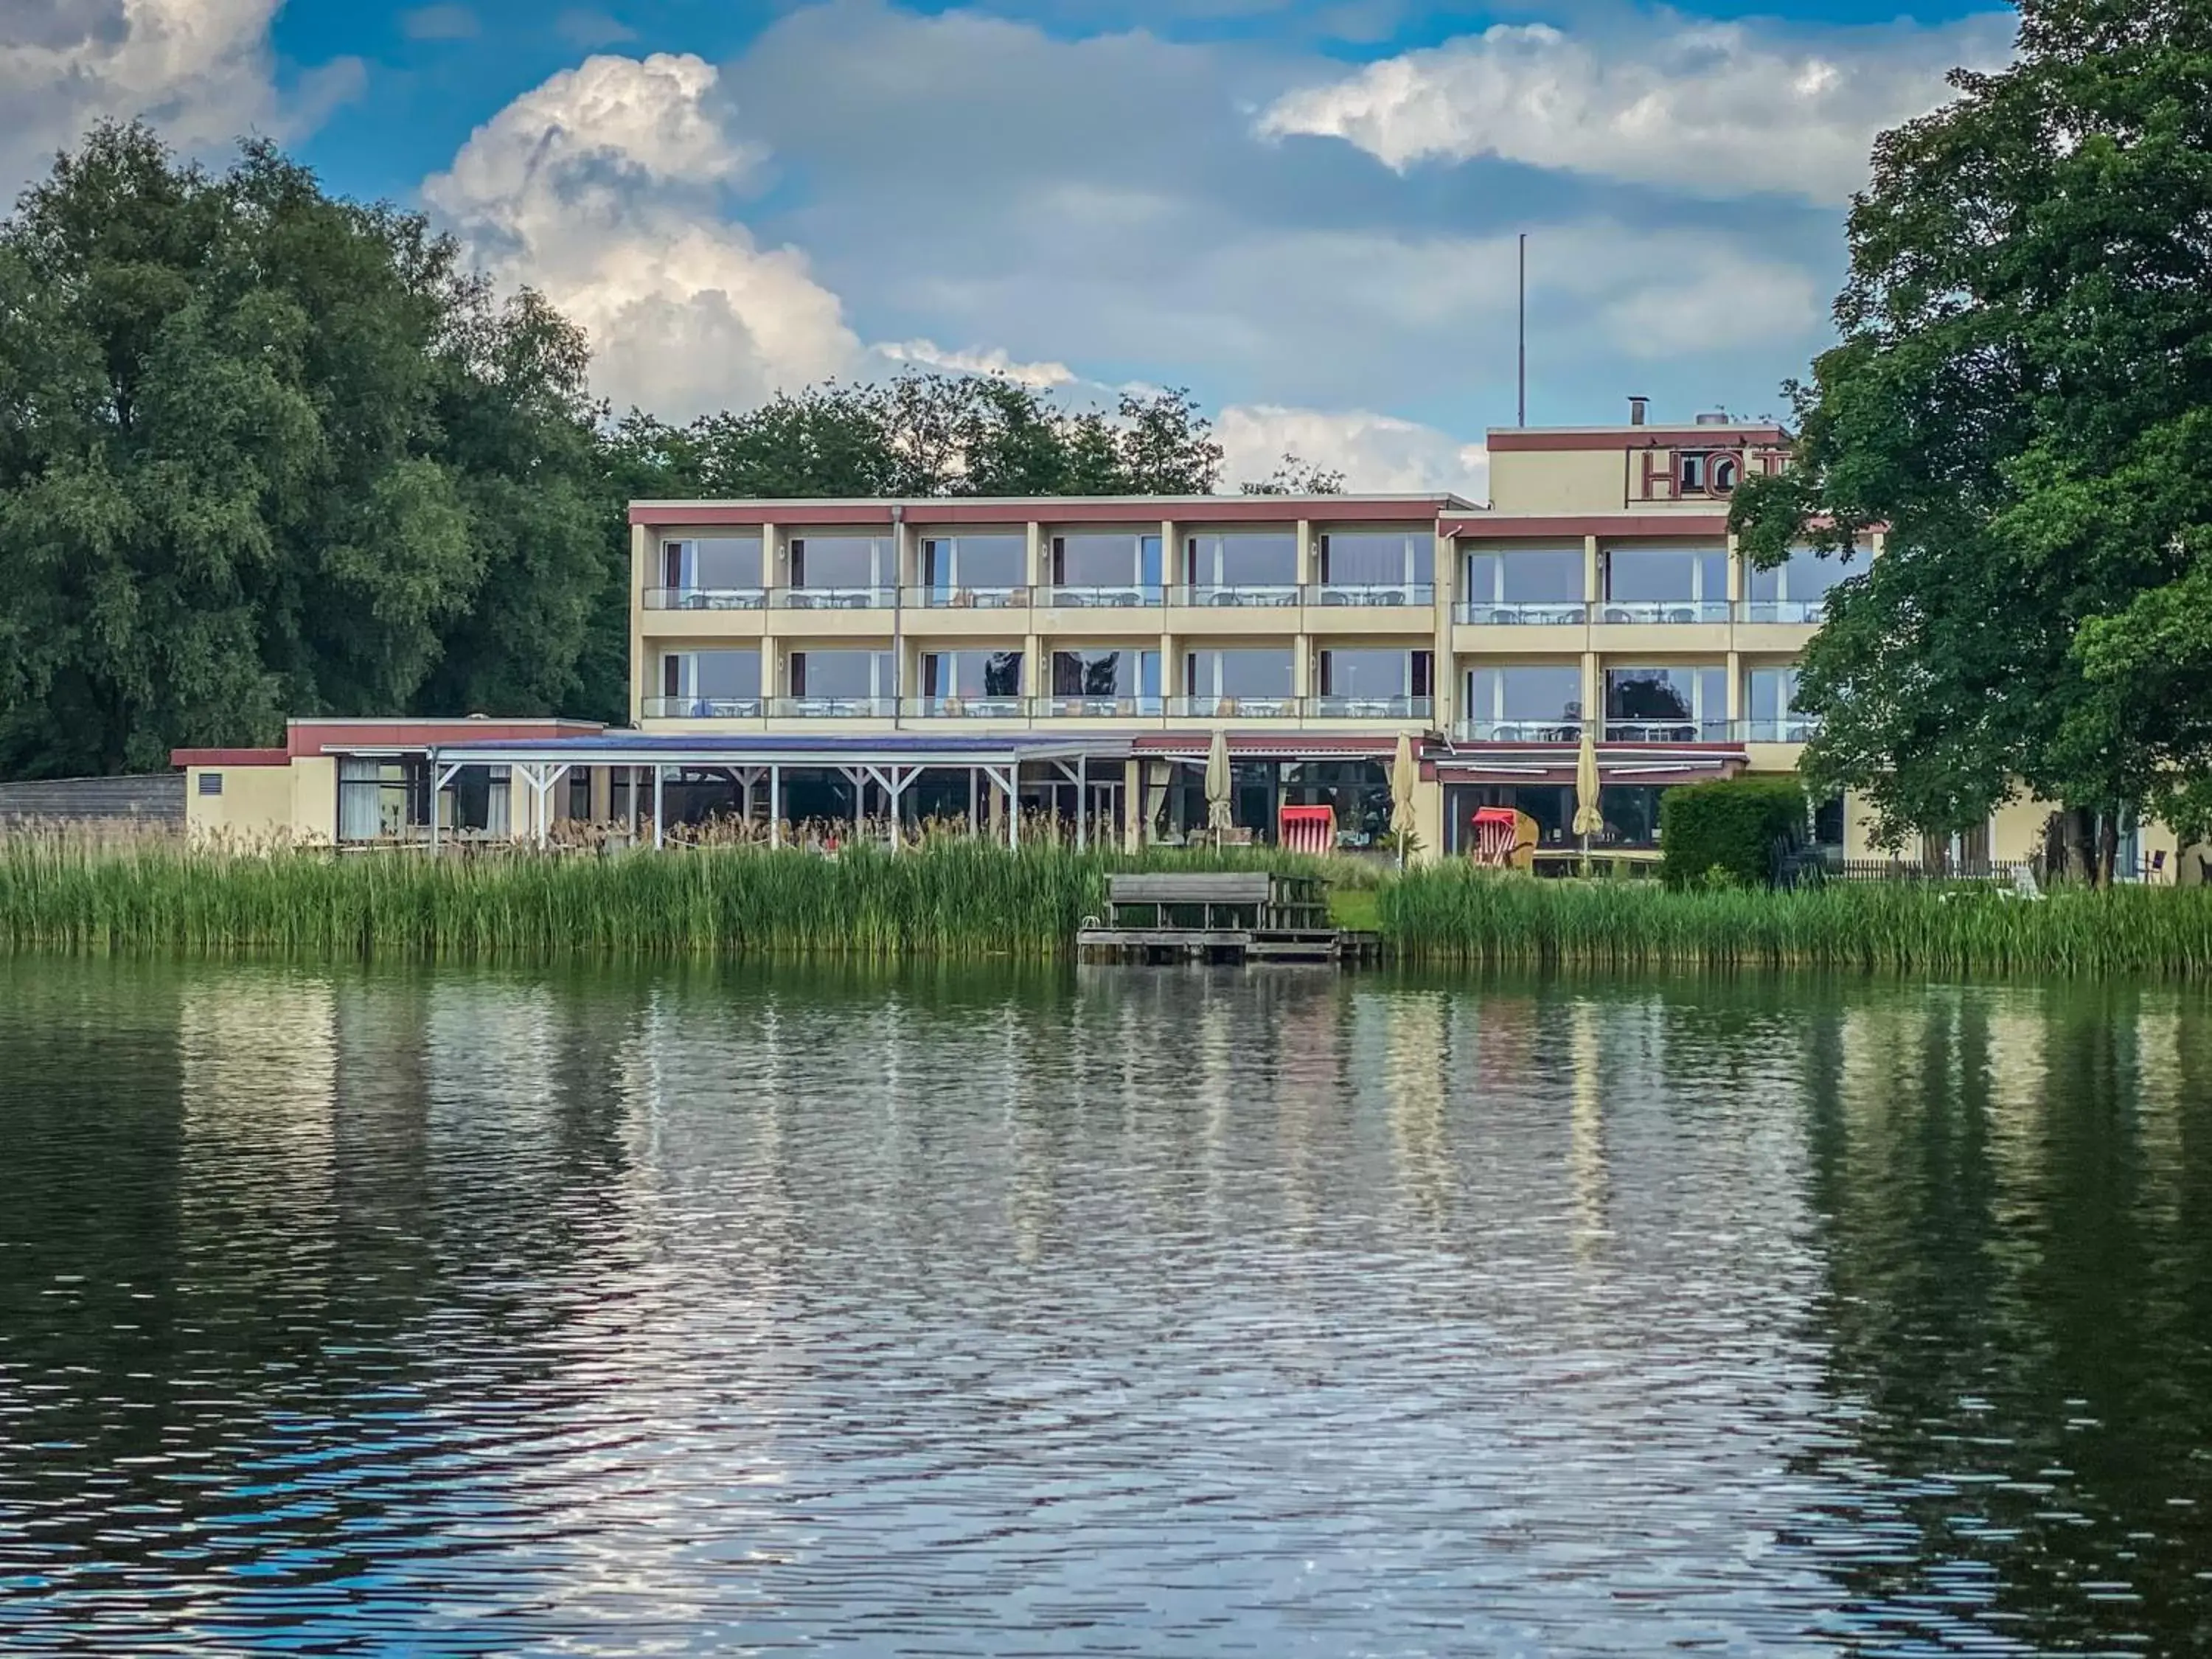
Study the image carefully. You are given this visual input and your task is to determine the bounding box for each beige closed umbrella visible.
[1390,730,1419,866]
[1205,728,1234,847]
[1572,722,1604,848]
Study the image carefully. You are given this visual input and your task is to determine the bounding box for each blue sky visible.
[7,0,2017,491]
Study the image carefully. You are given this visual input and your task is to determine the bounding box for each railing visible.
[1310,695,1433,720]
[1593,602,1732,625]
[1737,717,1818,742]
[1603,719,1734,742]
[1455,602,1587,626]
[765,695,897,717]
[905,585,1030,610]
[1032,695,1165,719]
[1307,582,1433,608]
[644,586,768,611]
[641,696,765,719]
[1164,695,1299,718]
[1176,584,1301,608]
[771,586,896,610]
[1458,719,1584,742]
[1736,599,1826,625]
[1042,584,1163,609]
[900,695,1026,719]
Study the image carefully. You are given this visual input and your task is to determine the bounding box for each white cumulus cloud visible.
[423,52,863,417]
[870,338,1077,388]
[1256,11,2011,203]
[1220,405,1488,496]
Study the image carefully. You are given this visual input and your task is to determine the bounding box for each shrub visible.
[1658,776,1808,890]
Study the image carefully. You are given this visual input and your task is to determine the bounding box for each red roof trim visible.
[170,747,288,768]
[1444,514,1731,539]
[1487,428,1787,453]
[632,498,1454,529]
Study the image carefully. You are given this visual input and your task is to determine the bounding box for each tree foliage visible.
[1731,0,2212,874]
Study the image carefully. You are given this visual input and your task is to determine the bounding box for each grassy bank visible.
[1381,862,2212,978]
[0,834,1370,959]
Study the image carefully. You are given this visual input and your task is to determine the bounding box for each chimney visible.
[1627,396,1648,426]
[1694,408,1731,425]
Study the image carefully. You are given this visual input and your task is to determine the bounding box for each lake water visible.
[1,959,2208,1657]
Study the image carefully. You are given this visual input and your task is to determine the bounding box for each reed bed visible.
[1380,863,2212,978]
[0,830,1365,960]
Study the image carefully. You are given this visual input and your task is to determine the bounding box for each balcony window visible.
[1050,532,1162,604]
[922,534,1026,605]
[1461,548,1585,624]
[917,650,1023,715]
[653,649,762,717]
[1464,665,1584,741]
[1179,647,1294,716]
[1743,547,1842,622]
[1744,666,1815,741]
[1600,546,1729,622]
[1314,648,1432,716]
[1604,666,1728,741]
[1047,647,1160,714]
[1183,532,1298,604]
[661,535,762,592]
[787,649,894,714]
[1315,532,1433,604]
[786,535,889,604]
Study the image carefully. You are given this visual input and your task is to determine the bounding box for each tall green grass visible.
[1380,863,2212,978]
[0,833,1367,960]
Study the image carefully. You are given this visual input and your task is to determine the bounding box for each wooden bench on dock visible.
[1079,872,1350,964]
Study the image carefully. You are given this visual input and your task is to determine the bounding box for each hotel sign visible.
[1630,444,1790,504]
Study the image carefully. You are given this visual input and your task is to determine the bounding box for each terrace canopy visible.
[421,731,1139,850]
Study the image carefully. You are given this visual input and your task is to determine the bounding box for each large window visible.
[787,649,893,712]
[921,534,1026,604]
[1601,547,1730,621]
[1184,532,1298,602]
[1050,532,1162,602]
[1744,666,1813,741]
[1283,759,1392,845]
[919,650,1023,713]
[1317,532,1433,597]
[660,535,762,593]
[1461,547,1585,623]
[1464,664,1584,740]
[338,757,509,842]
[655,649,762,717]
[1315,648,1432,715]
[1604,666,1728,740]
[1743,548,1843,622]
[1047,647,1160,713]
[786,535,888,595]
[1180,647,1294,714]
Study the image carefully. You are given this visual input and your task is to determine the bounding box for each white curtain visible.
[338,757,385,842]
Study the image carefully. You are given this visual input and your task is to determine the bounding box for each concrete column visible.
[1123,757,1144,850]
[629,521,649,724]
[1295,518,1315,588]
[1726,650,1744,726]
[1025,518,1045,712]
[1433,524,1454,731]
[759,521,777,594]
[1582,650,1602,740]
[1582,534,1602,607]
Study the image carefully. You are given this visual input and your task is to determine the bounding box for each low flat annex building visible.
[170,403,2194,876]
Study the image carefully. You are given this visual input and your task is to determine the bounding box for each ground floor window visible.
[1444,782,1673,853]
[337,758,509,841]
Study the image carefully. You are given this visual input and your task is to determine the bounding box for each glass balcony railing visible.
[766,695,897,717]
[1176,584,1301,609]
[1603,718,1735,742]
[1455,602,1587,626]
[771,586,896,611]
[904,585,1031,611]
[1310,695,1433,720]
[1593,601,1732,625]
[900,696,1026,719]
[1737,716,1818,742]
[1735,599,1826,625]
[1458,719,1585,742]
[1306,582,1434,609]
[1042,584,1164,609]
[641,695,764,719]
[645,586,768,611]
[1165,694,1299,719]
[1033,695,1164,718]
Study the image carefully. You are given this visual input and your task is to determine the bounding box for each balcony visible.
[765,695,897,717]
[1310,695,1434,720]
[1306,582,1434,610]
[1736,600,1826,625]
[1603,718,1735,742]
[1034,695,1165,719]
[1594,602,1731,625]
[1176,584,1301,609]
[1164,695,1299,719]
[642,696,764,719]
[771,586,896,611]
[1738,716,1818,742]
[903,585,1031,611]
[900,695,1027,719]
[1455,602,1587,626]
[1043,584,1164,609]
[1458,719,1585,743]
[645,586,767,611]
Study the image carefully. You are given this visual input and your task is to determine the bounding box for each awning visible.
[1432,742,1745,786]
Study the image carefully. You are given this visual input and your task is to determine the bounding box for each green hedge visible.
[1658,776,1808,889]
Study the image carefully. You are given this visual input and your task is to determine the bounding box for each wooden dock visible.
[1077,873,1379,966]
